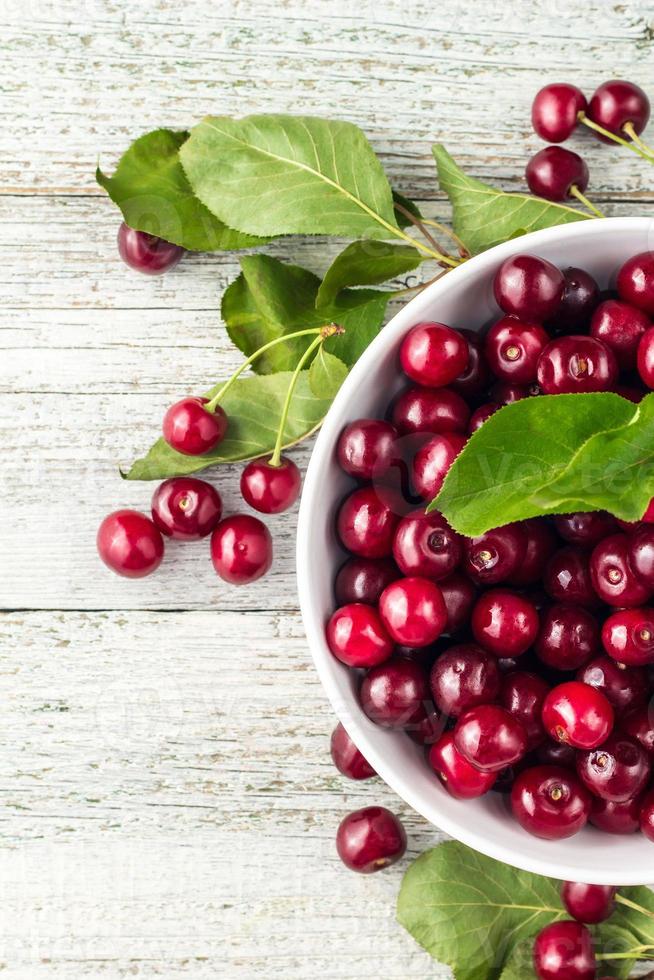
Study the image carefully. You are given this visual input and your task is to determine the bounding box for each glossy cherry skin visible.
[463,524,526,586]
[553,511,618,548]
[501,671,550,750]
[577,732,650,802]
[454,704,527,772]
[591,795,642,834]
[537,740,577,769]
[334,557,398,606]
[588,79,651,139]
[490,381,534,404]
[162,396,227,456]
[590,533,651,607]
[542,681,614,750]
[544,546,598,608]
[399,322,469,387]
[494,254,564,322]
[391,386,470,435]
[210,515,272,585]
[623,705,654,756]
[509,518,558,586]
[326,603,393,668]
[406,704,446,746]
[471,589,539,659]
[536,603,599,671]
[336,806,406,873]
[379,576,447,647]
[525,147,589,202]
[360,657,429,728]
[392,510,462,581]
[336,486,399,558]
[551,267,600,332]
[438,572,477,635]
[512,766,592,840]
[336,419,398,479]
[577,655,648,713]
[537,335,618,394]
[330,723,376,780]
[627,526,654,586]
[601,607,654,666]
[240,456,301,514]
[468,403,500,434]
[618,253,654,317]
[590,299,650,370]
[531,83,587,142]
[117,223,184,275]
[532,920,596,980]
[430,644,500,717]
[484,317,550,383]
[151,477,222,540]
[428,732,497,799]
[639,789,654,841]
[638,325,654,386]
[97,509,164,578]
[412,432,466,500]
[450,330,492,397]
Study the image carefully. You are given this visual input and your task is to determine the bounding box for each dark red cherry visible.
[494,254,564,322]
[97,509,164,578]
[430,644,500,717]
[392,510,462,581]
[428,732,497,798]
[532,920,596,980]
[406,704,446,746]
[454,704,527,772]
[553,511,618,548]
[618,253,654,317]
[484,317,550,383]
[509,518,558,586]
[450,330,492,397]
[535,603,599,671]
[379,576,447,647]
[537,335,618,394]
[623,705,654,756]
[512,766,591,840]
[588,79,650,140]
[627,525,654,587]
[463,524,526,585]
[336,806,406,873]
[501,671,550,750]
[360,657,429,728]
[552,267,600,332]
[240,456,301,514]
[638,325,654,386]
[210,514,272,585]
[471,589,539,659]
[544,546,597,608]
[542,681,614,750]
[577,732,650,802]
[590,299,650,370]
[326,603,394,668]
[468,403,500,434]
[334,557,398,606]
[330,723,376,780]
[601,607,654,666]
[162,396,227,456]
[591,795,642,834]
[412,432,466,500]
[391,386,470,435]
[438,572,477,635]
[151,477,222,540]
[639,789,654,841]
[400,322,469,387]
[117,222,184,275]
[577,655,648,713]
[531,83,587,142]
[336,486,399,558]
[525,147,589,202]
[537,740,577,769]
[590,533,651,607]
[490,381,534,404]
[336,419,398,479]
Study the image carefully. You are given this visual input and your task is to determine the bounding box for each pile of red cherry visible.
[327,248,654,862]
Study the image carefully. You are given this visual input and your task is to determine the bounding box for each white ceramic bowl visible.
[297,216,654,885]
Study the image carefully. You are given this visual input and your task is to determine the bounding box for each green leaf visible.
[433,144,589,255]
[613,887,654,950]
[308,349,348,399]
[431,393,654,537]
[97,129,263,251]
[125,370,332,480]
[221,254,394,373]
[180,114,401,240]
[393,190,423,228]
[315,240,423,307]
[499,924,638,980]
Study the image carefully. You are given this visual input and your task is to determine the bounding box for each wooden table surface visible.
[3,2,654,976]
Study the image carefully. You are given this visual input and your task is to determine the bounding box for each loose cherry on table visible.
[117,223,185,275]
[577,655,648,713]
[618,252,654,317]
[638,324,654,386]
[591,795,643,835]
[240,455,301,514]
[392,510,462,580]
[360,657,430,729]
[411,432,467,500]
[590,533,652,607]
[151,477,222,540]
[399,322,470,387]
[378,576,447,647]
[391,386,470,435]
[336,418,398,479]
[334,556,398,606]
[438,572,477,634]
[463,524,526,585]
[428,732,497,799]
[537,335,618,394]
[97,509,164,578]
[588,79,651,141]
[500,670,550,750]
[576,732,650,802]
[430,643,501,717]
[162,396,227,456]
[454,704,527,772]
[535,603,599,671]
[471,589,539,659]
[589,299,650,369]
[531,83,587,142]
[210,514,272,585]
[542,681,614,750]
[493,254,564,322]
[532,920,596,980]
[551,267,600,332]
[553,510,617,547]
[484,317,550,383]
[336,486,399,558]
[330,722,376,780]
[326,603,394,668]
[544,546,597,608]
[601,606,654,665]
[512,766,592,840]
[525,146,589,204]
[336,806,407,873]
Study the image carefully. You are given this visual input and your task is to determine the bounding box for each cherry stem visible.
[268,324,344,467]
[393,202,462,268]
[623,121,654,159]
[615,893,654,922]
[419,217,471,258]
[578,110,654,162]
[568,184,606,218]
[204,326,329,414]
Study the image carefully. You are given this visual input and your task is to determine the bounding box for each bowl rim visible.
[297,215,654,885]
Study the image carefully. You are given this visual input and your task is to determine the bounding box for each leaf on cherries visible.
[316,239,424,307]
[308,349,348,399]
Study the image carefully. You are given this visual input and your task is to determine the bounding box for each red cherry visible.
[629,524,654,587]
[330,723,376,780]
[542,681,614,750]
[450,330,492,397]
[537,740,577,769]
[590,533,651,607]
[591,795,642,834]
[576,732,650,802]
[494,254,564,322]
[588,79,650,140]
[326,603,393,668]
[454,704,527,772]
[334,557,398,606]
[378,576,447,647]
[336,806,406,873]
[639,789,654,841]
[336,419,398,479]
[552,267,600,332]
[97,509,164,578]
[150,477,222,540]
[428,732,497,799]
[162,396,227,456]
[577,655,648,713]
[525,147,589,202]
[532,920,596,980]
[531,83,587,142]
[535,603,599,671]
[490,381,535,404]
[484,317,550,383]
[464,524,526,585]
[117,222,184,275]
[471,589,539,659]
[391,386,470,435]
[438,572,477,635]
[537,336,618,394]
[638,325,654,386]
[399,323,469,387]
[336,486,399,558]
[544,546,598,608]
[430,644,500,717]
[601,607,654,666]
[590,299,650,370]
[468,403,500,434]
[210,515,272,585]
[392,510,462,581]
[411,432,466,500]
[512,766,591,840]
[553,511,618,548]
[360,657,430,728]
[509,518,558,586]
[240,456,301,514]
[500,670,550,750]
[618,253,654,317]
[623,705,654,756]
